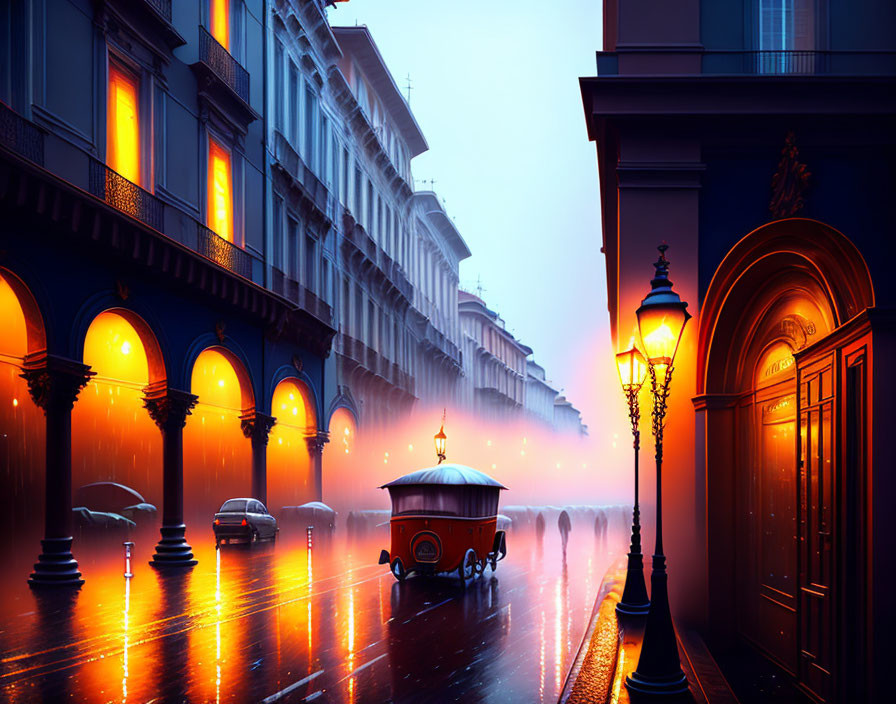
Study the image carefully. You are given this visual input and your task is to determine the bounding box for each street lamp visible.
[626,243,691,696]
[434,424,447,465]
[615,340,650,617]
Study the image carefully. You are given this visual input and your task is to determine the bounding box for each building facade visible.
[581,1,895,700]
[524,360,557,427]
[457,291,531,424]
[0,0,338,584]
[408,191,470,411]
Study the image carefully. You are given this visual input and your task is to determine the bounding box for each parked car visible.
[213,498,277,545]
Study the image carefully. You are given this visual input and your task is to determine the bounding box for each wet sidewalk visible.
[560,560,739,704]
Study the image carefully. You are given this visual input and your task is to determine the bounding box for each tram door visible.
[798,356,835,702]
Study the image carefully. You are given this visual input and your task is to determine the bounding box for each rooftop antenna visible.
[404,73,413,104]
[475,275,485,299]
[426,178,436,190]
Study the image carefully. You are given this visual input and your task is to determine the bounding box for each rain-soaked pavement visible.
[0,524,619,703]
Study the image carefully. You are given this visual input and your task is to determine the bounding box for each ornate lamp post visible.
[626,244,691,696]
[615,340,650,617]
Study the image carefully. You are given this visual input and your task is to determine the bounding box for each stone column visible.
[21,353,94,588]
[240,410,276,506]
[144,385,198,568]
[305,431,329,502]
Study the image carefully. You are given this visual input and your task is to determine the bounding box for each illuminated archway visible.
[184,347,254,519]
[322,406,359,513]
[267,378,317,511]
[0,270,47,555]
[695,218,874,680]
[73,310,165,516]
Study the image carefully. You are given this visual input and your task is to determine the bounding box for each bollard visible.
[306,525,314,550]
[123,541,135,578]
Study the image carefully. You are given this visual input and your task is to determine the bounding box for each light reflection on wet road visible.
[0,528,618,702]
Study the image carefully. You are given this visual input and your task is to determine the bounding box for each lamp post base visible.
[625,670,689,696]
[617,551,650,616]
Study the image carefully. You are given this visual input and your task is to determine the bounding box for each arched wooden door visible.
[697,219,875,703]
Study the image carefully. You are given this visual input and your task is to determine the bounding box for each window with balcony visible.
[305,234,316,291]
[207,137,234,242]
[756,0,816,73]
[107,62,141,185]
[283,216,296,280]
[289,61,299,145]
[211,0,230,51]
[274,40,284,132]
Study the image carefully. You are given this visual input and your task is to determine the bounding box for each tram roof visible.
[380,463,507,490]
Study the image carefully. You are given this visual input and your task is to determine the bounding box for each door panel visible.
[799,364,835,702]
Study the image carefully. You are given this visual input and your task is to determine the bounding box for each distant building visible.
[552,396,587,436]
[458,291,530,423]
[524,360,557,427]
[409,192,471,410]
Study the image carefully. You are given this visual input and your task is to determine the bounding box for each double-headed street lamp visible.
[615,340,650,616]
[626,244,691,697]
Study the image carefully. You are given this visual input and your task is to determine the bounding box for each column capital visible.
[240,410,277,445]
[143,383,198,432]
[305,431,329,456]
[20,353,94,414]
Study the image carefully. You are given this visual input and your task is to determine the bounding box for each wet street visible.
[0,526,618,703]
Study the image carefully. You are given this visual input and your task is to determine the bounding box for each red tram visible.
[378,463,508,581]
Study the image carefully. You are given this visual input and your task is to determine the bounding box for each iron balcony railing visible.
[143,0,171,22]
[701,50,896,75]
[596,50,896,76]
[0,102,44,166]
[197,223,252,279]
[89,158,163,231]
[198,26,250,104]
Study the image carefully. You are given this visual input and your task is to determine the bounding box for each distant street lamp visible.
[626,244,691,696]
[434,416,447,465]
[615,341,650,617]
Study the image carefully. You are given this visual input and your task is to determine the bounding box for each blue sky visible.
[327,0,610,429]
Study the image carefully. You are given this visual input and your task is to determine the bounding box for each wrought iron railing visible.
[89,159,163,230]
[700,50,896,76]
[198,26,250,103]
[144,0,172,22]
[0,102,44,166]
[197,223,252,279]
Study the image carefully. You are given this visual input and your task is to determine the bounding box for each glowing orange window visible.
[210,0,230,50]
[207,138,233,242]
[107,64,140,185]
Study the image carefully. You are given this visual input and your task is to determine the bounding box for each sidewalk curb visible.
[559,557,627,704]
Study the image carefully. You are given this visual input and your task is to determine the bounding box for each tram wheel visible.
[459,549,477,581]
[391,558,406,582]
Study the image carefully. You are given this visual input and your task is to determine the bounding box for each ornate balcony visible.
[197,223,252,279]
[198,26,249,103]
[144,0,171,22]
[88,158,163,231]
[0,102,44,166]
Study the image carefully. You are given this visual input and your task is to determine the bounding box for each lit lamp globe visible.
[616,342,648,392]
[636,245,691,374]
[434,425,447,464]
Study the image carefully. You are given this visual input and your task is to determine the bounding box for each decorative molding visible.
[769,131,811,219]
[143,384,198,431]
[305,431,329,456]
[20,353,94,413]
[240,410,277,446]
